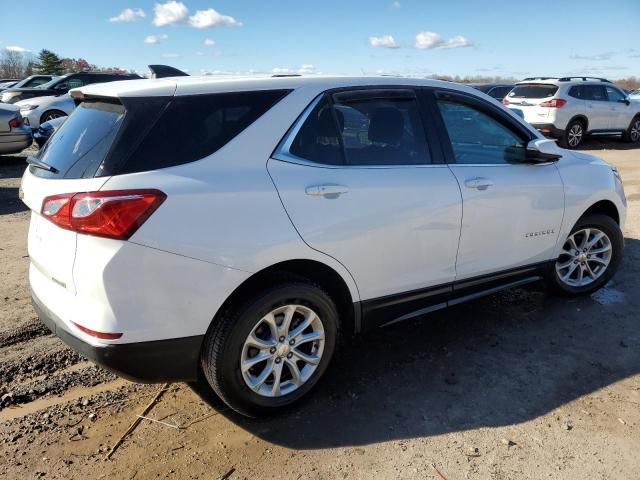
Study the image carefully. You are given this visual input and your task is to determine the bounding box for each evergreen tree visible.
[33,49,63,75]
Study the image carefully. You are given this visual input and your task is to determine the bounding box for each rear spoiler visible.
[148,65,189,79]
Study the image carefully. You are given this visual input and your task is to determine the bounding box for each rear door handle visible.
[464,177,493,190]
[305,184,349,197]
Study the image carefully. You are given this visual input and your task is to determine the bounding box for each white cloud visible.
[570,52,614,61]
[204,38,216,46]
[369,35,398,49]
[144,34,168,44]
[415,31,472,49]
[162,53,180,58]
[391,1,401,8]
[195,51,204,56]
[5,45,30,53]
[189,8,242,28]
[109,8,145,23]
[298,64,316,74]
[153,1,189,26]
[272,64,317,75]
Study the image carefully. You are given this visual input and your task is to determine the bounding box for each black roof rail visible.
[271,74,302,78]
[522,77,558,81]
[557,76,611,83]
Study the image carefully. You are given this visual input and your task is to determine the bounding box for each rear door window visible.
[508,84,558,99]
[582,85,607,101]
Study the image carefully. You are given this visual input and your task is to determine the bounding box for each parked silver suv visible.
[504,77,640,148]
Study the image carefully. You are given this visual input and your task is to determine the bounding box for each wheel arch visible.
[581,199,620,225]
[39,109,67,124]
[568,114,589,132]
[209,259,360,339]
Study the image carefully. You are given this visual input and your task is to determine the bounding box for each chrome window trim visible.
[271,91,440,170]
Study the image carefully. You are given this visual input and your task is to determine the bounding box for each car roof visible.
[76,75,474,98]
[515,77,612,86]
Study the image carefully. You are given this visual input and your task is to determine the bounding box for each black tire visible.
[622,116,640,143]
[40,110,67,125]
[547,214,623,296]
[559,120,585,149]
[200,277,339,417]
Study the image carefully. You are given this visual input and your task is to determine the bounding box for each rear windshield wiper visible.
[27,156,58,174]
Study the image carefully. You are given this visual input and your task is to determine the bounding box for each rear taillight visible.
[41,189,166,240]
[8,116,22,128]
[539,98,567,108]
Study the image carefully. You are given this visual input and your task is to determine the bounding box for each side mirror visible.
[618,98,631,106]
[525,138,562,162]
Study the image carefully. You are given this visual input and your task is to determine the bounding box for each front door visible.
[432,90,565,279]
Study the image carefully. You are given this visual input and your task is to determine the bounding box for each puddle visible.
[591,286,625,305]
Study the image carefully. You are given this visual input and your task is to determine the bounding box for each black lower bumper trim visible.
[31,292,203,383]
[530,123,564,138]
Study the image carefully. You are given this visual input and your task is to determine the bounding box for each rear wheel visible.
[623,116,640,143]
[548,214,623,296]
[559,120,585,149]
[200,278,338,417]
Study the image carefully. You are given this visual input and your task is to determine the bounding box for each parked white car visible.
[15,94,75,129]
[21,75,626,417]
[503,77,640,148]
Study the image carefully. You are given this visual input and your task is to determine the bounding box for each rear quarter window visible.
[508,84,558,99]
[118,89,290,174]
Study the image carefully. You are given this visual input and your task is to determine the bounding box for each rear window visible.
[33,100,125,178]
[31,90,290,179]
[508,84,558,99]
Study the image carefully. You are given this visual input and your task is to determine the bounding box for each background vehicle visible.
[0,80,19,91]
[0,104,32,154]
[16,93,75,129]
[0,71,141,104]
[22,76,626,417]
[503,77,640,148]
[33,116,66,148]
[470,83,514,102]
[1,75,54,92]
[630,89,640,100]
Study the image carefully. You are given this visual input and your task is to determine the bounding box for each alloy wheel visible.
[631,119,640,142]
[555,228,612,287]
[240,304,325,397]
[567,124,583,147]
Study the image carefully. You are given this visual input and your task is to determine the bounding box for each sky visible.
[1,0,639,79]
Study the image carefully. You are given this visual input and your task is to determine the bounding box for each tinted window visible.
[568,86,583,99]
[121,90,290,174]
[56,76,86,90]
[332,92,431,165]
[605,86,626,102]
[33,100,125,178]
[508,84,558,99]
[23,77,50,88]
[437,99,527,164]
[490,86,512,99]
[582,85,607,101]
[289,96,344,165]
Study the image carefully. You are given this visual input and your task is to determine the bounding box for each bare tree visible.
[0,49,34,78]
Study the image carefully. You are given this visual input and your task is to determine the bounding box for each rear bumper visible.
[530,123,564,138]
[32,290,203,383]
[0,130,31,154]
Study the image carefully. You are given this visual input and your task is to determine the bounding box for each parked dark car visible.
[3,75,55,92]
[1,71,142,104]
[469,83,515,101]
[33,116,66,148]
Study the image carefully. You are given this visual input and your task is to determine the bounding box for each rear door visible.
[431,90,564,278]
[20,99,126,293]
[604,85,631,130]
[268,89,463,303]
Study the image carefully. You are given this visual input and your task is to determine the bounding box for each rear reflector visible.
[539,98,567,108]
[71,321,123,340]
[41,189,166,240]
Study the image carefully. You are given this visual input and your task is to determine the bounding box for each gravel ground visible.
[0,139,639,479]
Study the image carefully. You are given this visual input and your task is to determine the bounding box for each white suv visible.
[21,76,626,416]
[504,77,640,148]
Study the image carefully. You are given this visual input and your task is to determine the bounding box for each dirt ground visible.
[1,139,639,480]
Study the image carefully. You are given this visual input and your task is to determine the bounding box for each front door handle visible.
[305,184,349,197]
[464,177,494,190]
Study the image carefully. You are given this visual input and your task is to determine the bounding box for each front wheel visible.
[200,278,338,417]
[623,116,640,143]
[40,110,67,125]
[548,214,623,295]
